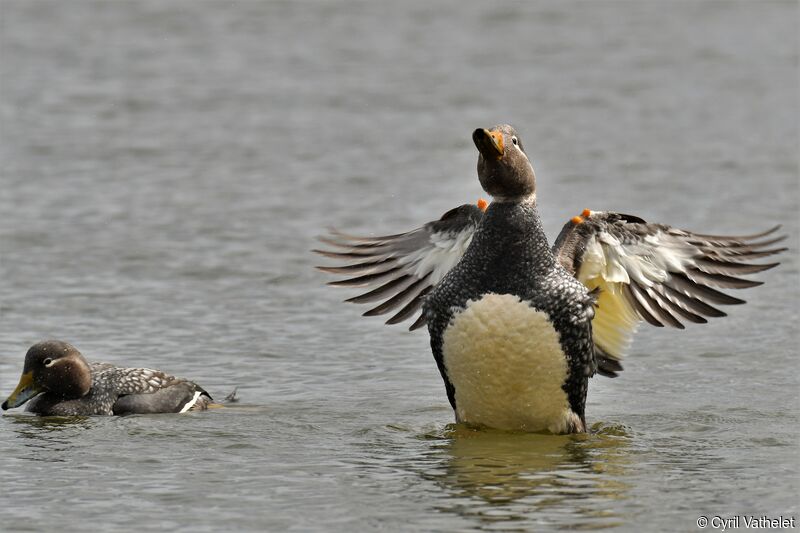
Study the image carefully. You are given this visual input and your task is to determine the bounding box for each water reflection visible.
[5,414,93,462]
[424,423,632,529]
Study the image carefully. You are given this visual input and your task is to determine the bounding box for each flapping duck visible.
[315,124,786,434]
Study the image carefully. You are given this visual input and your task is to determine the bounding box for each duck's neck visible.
[472,196,556,276]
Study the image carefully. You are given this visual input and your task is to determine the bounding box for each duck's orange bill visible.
[486,129,504,156]
[1,371,40,410]
[473,128,505,159]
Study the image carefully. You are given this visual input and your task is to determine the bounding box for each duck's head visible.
[473,124,536,202]
[2,340,92,410]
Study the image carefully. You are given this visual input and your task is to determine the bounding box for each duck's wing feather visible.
[112,382,210,414]
[89,361,117,373]
[314,203,484,330]
[95,366,211,413]
[553,210,786,377]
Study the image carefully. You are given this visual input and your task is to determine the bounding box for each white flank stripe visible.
[179,391,203,414]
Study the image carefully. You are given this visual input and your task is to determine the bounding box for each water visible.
[1,1,797,531]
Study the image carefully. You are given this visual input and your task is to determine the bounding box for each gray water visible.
[1,1,798,531]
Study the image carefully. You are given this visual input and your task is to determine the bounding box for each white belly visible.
[442,293,579,433]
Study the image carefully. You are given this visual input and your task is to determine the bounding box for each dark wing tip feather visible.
[315,235,384,250]
[625,284,665,327]
[745,236,788,248]
[596,367,620,378]
[312,249,379,260]
[685,268,764,290]
[615,212,648,224]
[385,286,431,326]
[361,276,428,317]
[325,267,402,288]
[345,275,412,304]
[408,313,428,331]
[595,346,624,378]
[323,227,408,242]
[636,224,785,327]
[695,258,781,276]
[691,224,783,241]
[315,260,392,275]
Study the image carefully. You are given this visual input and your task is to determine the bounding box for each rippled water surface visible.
[1,1,798,531]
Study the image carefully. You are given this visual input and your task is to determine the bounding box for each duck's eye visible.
[43,358,54,367]
[511,136,519,146]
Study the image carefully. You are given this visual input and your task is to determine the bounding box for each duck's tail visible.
[222,387,239,403]
[206,387,239,409]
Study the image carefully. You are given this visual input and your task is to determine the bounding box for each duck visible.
[2,340,213,415]
[315,124,786,434]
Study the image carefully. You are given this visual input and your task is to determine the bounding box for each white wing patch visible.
[579,238,639,358]
[581,231,701,359]
[407,229,474,283]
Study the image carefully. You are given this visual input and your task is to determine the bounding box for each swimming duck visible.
[315,124,786,434]
[2,340,212,415]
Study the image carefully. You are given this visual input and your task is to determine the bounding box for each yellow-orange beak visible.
[2,371,41,410]
[473,128,505,158]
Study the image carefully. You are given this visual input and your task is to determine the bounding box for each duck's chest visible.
[424,202,593,432]
[26,390,114,416]
[440,293,580,433]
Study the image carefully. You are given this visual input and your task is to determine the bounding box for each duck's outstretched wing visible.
[314,203,485,330]
[553,210,786,377]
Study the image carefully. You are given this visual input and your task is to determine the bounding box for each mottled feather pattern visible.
[89,361,117,373]
[96,367,180,396]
